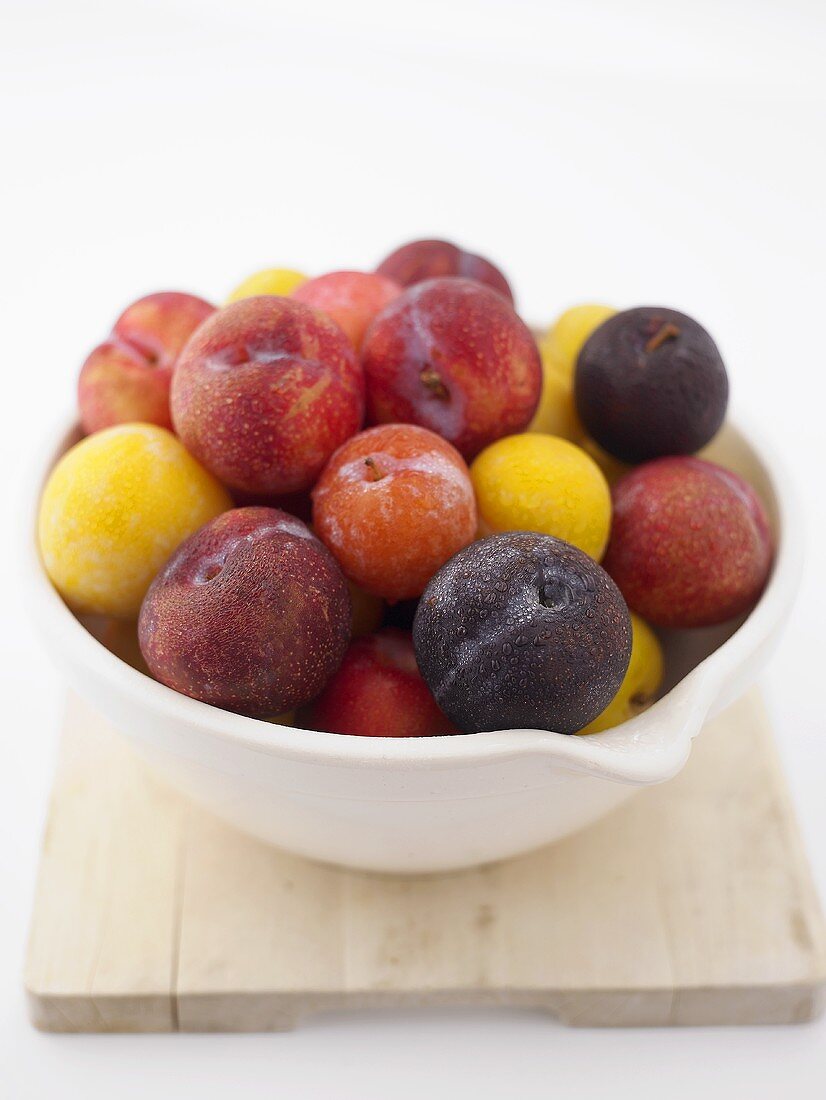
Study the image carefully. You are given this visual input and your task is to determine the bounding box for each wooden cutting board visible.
[25,690,825,1031]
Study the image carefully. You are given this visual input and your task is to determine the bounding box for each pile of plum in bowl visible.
[29,240,800,873]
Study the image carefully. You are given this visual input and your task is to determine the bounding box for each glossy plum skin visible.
[603,456,774,628]
[376,239,514,303]
[574,306,729,464]
[413,532,632,735]
[361,278,542,460]
[78,292,215,433]
[291,271,402,349]
[138,507,351,717]
[171,296,364,496]
[312,424,477,602]
[299,628,455,737]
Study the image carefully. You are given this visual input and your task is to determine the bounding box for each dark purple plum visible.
[413,532,631,735]
[574,306,728,464]
[138,507,351,717]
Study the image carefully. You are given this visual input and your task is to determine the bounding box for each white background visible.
[2,0,825,1096]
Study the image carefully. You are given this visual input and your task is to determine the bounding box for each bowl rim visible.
[27,412,802,783]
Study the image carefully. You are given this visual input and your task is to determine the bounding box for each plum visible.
[226,267,307,302]
[413,532,631,735]
[299,628,455,737]
[291,270,402,348]
[603,456,774,628]
[361,278,541,460]
[38,423,231,619]
[376,238,513,302]
[574,306,728,464]
[171,296,364,496]
[138,507,351,716]
[312,424,477,601]
[78,291,214,433]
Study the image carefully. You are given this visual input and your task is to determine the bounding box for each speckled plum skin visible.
[413,532,632,735]
[78,292,215,433]
[299,628,456,737]
[376,239,514,303]
[574,306,729,464]
[291,271,402,349]
[138,507,351,717]
[603,457,774,628]
[361,278,541,460]
[171,296,364,496]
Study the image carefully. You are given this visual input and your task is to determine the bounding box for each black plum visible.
[574,306,728,464]
[413,532,632,735]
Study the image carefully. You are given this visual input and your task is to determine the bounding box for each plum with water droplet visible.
[362,278,541,459]
[413,532,631,734]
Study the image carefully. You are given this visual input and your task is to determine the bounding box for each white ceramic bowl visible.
[28,416,801,873]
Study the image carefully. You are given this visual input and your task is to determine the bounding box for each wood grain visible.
[25,690,826,1031]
